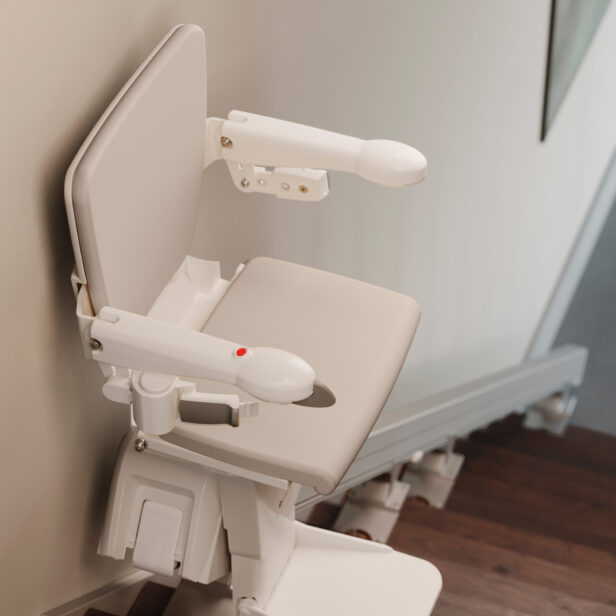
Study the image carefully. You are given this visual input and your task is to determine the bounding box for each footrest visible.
[264,523,441,615]
[165,523,441,616]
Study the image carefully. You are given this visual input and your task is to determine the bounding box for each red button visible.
[235,347,248,357]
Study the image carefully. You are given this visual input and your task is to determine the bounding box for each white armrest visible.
[90,307,315,404]
[204,110,427,200]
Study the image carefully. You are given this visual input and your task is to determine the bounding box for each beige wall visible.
[2,1,616,613]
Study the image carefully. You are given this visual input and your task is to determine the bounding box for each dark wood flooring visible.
[387,415,616,615]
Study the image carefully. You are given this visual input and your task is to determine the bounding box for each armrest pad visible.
[207,110,427,188]
[90,307,315,403]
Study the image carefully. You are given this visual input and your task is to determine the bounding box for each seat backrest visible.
[65,24,206,315]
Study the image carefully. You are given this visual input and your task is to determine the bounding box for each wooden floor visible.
[387,415,616,615]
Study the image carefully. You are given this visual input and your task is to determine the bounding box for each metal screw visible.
[240,178,250,188]
[134,438,147,452]
[281,182,290,191]
[299,185,309,194]
[220,136,233,148]
[257,178,266,186]
[89,338,102,351]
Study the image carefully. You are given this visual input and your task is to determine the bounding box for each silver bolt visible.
[134,438,147,452]
[220,136,233,148]
[299,185,309,194]
[281,182,290,191]
[89,338,102,351]
[257,178,266,186]
[240,178,250,188]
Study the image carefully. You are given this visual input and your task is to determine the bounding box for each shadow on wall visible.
[38,85,133,574]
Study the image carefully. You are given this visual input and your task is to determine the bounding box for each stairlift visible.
[65,24,441,615]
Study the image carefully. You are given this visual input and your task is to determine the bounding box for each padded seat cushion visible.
[163,257,420,494]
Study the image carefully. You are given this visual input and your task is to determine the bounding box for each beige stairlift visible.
[65,23,441,616]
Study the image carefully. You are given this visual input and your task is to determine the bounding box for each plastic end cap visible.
[357,140,427,188]
[236,347,315,404]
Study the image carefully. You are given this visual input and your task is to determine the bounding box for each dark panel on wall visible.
[542,0,611,139]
